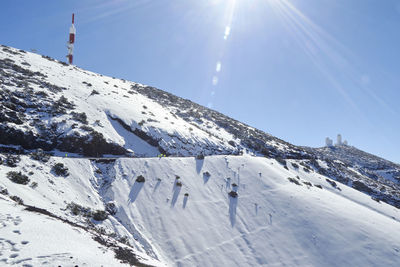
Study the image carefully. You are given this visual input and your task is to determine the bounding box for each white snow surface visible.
[0,198,120,266]
[1,155,400,266]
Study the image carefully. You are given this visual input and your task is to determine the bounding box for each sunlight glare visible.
[212,76,219,86]
[267,0,394,119]
[216,61,222,72]
[223,26,231,40]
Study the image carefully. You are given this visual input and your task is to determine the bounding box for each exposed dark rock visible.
[58,131,127,157]
[136,175,145,183]
[352,181,374,194]
[228,191,238,198]
[288,177,302,186]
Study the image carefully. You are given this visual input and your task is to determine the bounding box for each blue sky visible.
[1,0,399,163]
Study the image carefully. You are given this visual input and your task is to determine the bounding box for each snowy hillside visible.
[1,44,400,266]
[0,44,302,158]
[2,44,399,209]
[2,155,400,266]
[305,145,400,208]
[314,145,400,184]
[0,199,161,266]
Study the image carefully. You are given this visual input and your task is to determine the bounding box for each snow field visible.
[107,155,400,266]
[1,155,400,266]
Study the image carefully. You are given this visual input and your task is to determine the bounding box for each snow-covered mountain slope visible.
[2,43,399,209]
[0,44,301,158]
[1,44,400,266]
[0,198,161,266]
[108,155,400,266]
[314,145,400,185]
[1,155,400,266]
[303,145,400,208]
[0,155,165,266]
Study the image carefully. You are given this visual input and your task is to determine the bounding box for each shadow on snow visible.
[229,195,238,227]
[171,186,181,207]
[153,179,161,194]
[183,195,188,209]
[196,158,204,174]
[128,181,144,203]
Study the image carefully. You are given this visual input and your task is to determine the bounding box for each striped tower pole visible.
[67,13,76,64]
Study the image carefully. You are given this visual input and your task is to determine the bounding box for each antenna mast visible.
[67,13,76,64]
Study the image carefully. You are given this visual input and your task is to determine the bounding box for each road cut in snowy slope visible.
[2,154,400,266]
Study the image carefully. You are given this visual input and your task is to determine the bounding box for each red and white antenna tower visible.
[67,13,76,64]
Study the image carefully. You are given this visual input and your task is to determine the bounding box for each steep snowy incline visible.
[313,145,400,184]
[106,155,400,266]
[0,198,160,266]
[2,154,400,266]
[306,145,400,208]
[2,43,400,266]
[0,45,250,157]
[0,44,309,158]
[0,155,166,266]
[2,44,400,210]
[0,156,400,266]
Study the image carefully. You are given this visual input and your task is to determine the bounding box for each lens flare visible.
[216,61,222,72]
[206,0,237,107]
[223,26,231,40]
[212,76,219,86]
